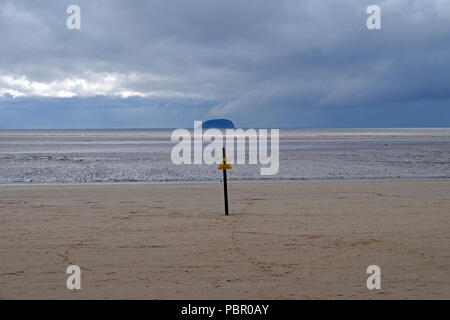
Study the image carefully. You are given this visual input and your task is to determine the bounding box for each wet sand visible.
[0,180,449,299]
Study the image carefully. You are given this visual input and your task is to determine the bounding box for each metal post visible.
[222,147,229,216]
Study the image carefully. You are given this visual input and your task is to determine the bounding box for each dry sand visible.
[0,180,449,299]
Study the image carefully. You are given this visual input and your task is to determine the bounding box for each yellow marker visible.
[218,155,232,170]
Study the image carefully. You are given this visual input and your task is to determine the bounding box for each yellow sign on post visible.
[218,148,231,215]
[218,156,232,170]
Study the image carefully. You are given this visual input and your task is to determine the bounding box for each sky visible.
[0,0,449,129]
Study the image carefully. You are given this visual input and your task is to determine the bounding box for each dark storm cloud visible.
[0,0,449,128]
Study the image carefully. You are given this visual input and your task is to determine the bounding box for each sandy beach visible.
[0,179,449,299]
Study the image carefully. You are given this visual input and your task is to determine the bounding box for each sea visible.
[0,128,449,184]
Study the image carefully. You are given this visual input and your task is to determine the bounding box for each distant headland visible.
[201,119,235,129]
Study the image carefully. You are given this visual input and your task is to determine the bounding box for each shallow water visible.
[0,128,449,184]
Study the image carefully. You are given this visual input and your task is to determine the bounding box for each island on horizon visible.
[201,119,235,129]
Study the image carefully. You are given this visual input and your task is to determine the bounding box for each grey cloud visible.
[0,0,449,127]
